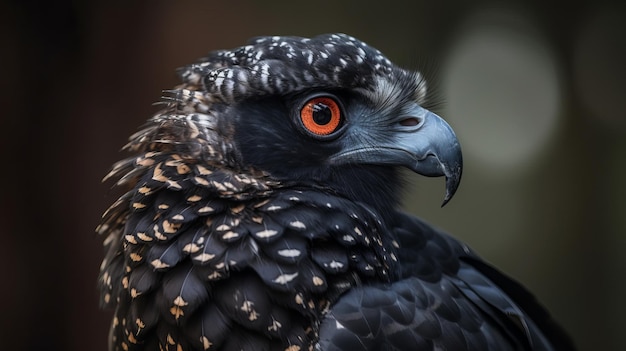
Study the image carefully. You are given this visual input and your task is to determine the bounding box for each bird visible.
[97,33,575,351]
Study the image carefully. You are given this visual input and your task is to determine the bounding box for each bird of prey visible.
[97,33,574,351]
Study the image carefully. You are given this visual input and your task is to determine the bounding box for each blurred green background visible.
[2,1,625,350]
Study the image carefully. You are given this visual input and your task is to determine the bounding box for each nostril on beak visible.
[399,117,421,127]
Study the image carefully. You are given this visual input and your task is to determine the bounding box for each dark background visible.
[2,1,625,350]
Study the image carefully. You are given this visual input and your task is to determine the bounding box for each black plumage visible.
[98,33,574,350]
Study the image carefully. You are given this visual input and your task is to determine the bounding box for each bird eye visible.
[300,96,342,136]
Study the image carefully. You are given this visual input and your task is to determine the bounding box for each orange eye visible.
[300,97,342,136]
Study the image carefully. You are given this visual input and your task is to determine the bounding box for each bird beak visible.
[333,105,463,206]
[395,107,463,206]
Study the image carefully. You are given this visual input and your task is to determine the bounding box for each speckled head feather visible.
[178,33,426,104]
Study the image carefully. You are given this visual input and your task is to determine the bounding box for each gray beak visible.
[332,105,463,206]
[395,108,462,206]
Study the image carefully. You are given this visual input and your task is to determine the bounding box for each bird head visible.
[136,34,462,215]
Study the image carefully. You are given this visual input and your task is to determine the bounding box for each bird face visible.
[186,34,463,209]
[230,91,460,208]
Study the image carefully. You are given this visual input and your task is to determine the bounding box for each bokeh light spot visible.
[442,9,562,177]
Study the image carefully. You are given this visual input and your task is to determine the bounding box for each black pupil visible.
[312,103,332,125]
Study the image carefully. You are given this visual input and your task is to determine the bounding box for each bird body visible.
[98,34,573,350]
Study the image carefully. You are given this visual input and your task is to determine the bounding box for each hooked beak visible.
[332,106,463,206]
